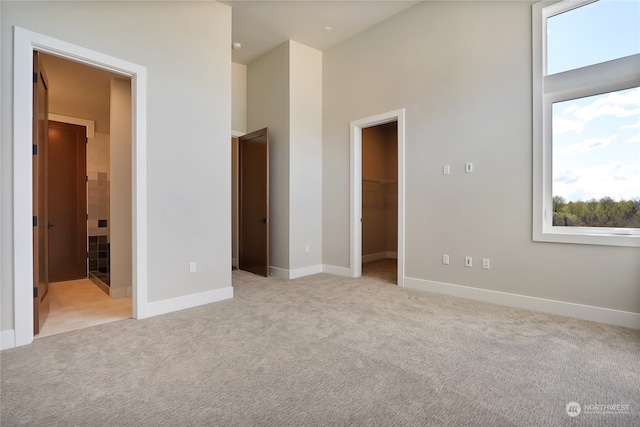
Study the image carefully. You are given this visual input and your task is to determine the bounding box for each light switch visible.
[465,162,473,173]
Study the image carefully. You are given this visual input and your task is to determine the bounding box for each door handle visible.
[258,218,270,223]
[47,223,55,229]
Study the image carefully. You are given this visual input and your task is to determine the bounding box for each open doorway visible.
[231,129,271,277]
[350,109,405,286]
[13,27,147,347]
[362,122,398,285]
[33,53,133,337]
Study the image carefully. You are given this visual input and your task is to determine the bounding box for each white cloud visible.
[552,116,584,134]
[554,135,617,154]
[553,162,640,201]
[553,87,640,135]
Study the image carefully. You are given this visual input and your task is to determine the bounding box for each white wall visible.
[247,40,323,277]
[110,77,132,299]
[323,1,640,316]
[232,62,247,134]
[1,1,232,335]
[288,41,322,272]
[247,42,290,271]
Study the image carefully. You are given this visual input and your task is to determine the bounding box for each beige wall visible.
[1,0,232,331]
[110,77,132,299]
[231,137,238,266]
[322,1,640,314]
[247,40,322,276]
[288,41,322,272]
[40,53,113,133]
[232,62,247,134]
[247,42,291,271]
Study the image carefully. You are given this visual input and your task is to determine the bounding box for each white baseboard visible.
[110,286,132,299]
[290,264,323,279]
[145,286,234,318]
[1,330,16,351]
[405,277,640,330]
[322,264,352,277]
[363,251,397,263]
[269,265,324,279]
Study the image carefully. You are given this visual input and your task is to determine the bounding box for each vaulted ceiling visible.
[221,1,422,64]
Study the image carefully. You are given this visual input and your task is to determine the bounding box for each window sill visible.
[533,227,640,248]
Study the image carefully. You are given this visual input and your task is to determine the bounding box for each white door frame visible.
[12,26,148,347]
[350,109,405,285]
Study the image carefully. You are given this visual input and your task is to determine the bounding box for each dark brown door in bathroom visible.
[239,128,270,277]
[47,121,87,283]
[33,51,50,334]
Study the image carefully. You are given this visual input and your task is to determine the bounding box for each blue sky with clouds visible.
[548,0,640,202]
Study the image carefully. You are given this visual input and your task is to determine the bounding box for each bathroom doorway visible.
[34,53,133,336]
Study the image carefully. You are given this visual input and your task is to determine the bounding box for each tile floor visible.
[36,279,132,338]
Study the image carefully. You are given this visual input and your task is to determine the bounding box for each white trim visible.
[12,26,148,347]
[1,330,16,351]
[48,114,95,139]
[350,109,406,285]
[405,277,640,330]
[289,264,322,280]
[145,287,233,318]
[267,265,323,279]
[362,251,397,263]
[532,2,640,248]
[322,265,351,277]
[231,130,245,138]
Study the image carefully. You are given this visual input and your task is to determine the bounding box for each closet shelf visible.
[363,176,396,185]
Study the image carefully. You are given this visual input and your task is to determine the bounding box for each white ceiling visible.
[221,1,422,64]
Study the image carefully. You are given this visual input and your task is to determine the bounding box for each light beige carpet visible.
[1,268,639,426]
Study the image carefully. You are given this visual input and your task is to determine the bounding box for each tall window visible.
[533,0,640,247]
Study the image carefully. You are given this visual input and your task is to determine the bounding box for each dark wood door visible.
[33,52,50,334]
[239,128,269,276]
[47,121,87,283]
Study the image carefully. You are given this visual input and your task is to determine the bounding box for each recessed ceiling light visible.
[324,26,333,32]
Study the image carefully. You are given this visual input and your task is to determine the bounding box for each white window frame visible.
[532,0,640,248]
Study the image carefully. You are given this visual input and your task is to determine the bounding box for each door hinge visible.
[86,213,89,220]
[86,176,89,182]
[33,144,38,155]
[33,216,38,227]
[33,72,38,84]
[33,287,38,298]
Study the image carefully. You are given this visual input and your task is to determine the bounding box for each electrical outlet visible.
[443,165,450,175]
[465,257,472,267]
[189,262,196,273]
[442,254,450,265]
[465,162,473,173]
[482,258,490,270]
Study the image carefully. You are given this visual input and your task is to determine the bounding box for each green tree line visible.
[553,196,640,228]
